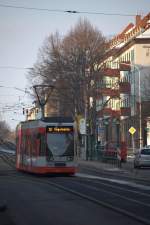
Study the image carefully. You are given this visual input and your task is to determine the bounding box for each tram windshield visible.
[47,133,74,157]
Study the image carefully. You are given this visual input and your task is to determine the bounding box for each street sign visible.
[98,127,104,134]
[129,126,136,135]
[79,118,86,134]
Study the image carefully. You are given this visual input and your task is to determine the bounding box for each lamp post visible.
[33,84,54,120]
[133,64,142,148]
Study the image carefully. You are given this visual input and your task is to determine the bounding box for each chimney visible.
[136,15,141,26]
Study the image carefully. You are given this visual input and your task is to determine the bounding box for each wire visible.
[0,66,32,70]
[0,3,136,17]
[0,85,35,103]
[0,3,65,13]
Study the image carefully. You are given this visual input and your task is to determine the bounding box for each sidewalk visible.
[78,159,150,182]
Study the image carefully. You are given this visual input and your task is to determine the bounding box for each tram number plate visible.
[55,162,66,167]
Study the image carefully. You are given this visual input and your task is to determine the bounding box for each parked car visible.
[134,147,150,168]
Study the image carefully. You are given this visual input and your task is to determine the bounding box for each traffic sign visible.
[129,126,136,135]
[79,118,86,134]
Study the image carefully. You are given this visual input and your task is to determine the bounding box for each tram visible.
[16,117,77,174]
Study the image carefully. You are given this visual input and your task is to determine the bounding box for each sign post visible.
[129,126,136,154]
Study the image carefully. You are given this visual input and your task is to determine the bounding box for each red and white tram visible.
[16,117,77,174]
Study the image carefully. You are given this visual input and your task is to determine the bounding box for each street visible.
[0,3,150,225]
[0,150,150,225]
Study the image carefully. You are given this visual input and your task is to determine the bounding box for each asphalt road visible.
[0,174,147,225]
[0,152,150,225]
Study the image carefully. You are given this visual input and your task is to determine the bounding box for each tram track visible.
[1,153,150,225]
[79,164,150,185]
[1,171,150,225]
[0,152,16,169]
[46,177,150,225]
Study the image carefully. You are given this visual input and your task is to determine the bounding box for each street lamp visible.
[33,84,54,120]
[133,64,142,148]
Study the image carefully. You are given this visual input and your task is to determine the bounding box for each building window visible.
[128,52,130,61]
[143,46,150,57]
[124,54,126,62]
[131,49,134,62]
[146,48,150,57]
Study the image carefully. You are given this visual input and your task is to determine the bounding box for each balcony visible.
[119,81,131,93]
[97,108,120,117]
[120,107,131,116]
[96,80,120,97]
[97,88,120,97]
[120,97,131,116]
[119,62,131,71]
[101,68,120,77]
[97,108,112,117]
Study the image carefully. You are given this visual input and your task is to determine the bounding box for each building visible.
[26,79,72,120]
[96,13,150,149]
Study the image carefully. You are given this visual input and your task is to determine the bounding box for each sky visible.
[0,0,149,130]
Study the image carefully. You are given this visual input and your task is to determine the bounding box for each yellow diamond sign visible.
[129,126,136,135]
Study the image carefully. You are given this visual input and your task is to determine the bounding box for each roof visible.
[108,13,150,50]
[16,117,74,130]
[136,28,150,39]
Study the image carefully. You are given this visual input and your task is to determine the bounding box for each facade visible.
[96,13,150,149]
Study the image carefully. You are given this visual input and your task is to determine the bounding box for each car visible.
[134,147,150,168]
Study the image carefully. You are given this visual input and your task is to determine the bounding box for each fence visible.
[91,144,122,168]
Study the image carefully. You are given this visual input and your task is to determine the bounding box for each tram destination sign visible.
[46,126,73,133]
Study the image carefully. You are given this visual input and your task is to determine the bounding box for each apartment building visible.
[96,13,150,148]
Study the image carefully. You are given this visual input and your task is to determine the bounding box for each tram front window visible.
[47,133,74,157]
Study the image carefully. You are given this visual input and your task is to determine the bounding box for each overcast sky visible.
[0,0,149,130]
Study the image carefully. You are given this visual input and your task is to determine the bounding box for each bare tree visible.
[27,19,106,117]
[0,120,10,143]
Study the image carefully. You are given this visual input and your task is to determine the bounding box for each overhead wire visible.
[0,66,32,70]
[0,3,137,17]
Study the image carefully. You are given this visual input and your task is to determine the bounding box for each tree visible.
[0,120,10,143]
[28,19,107,118]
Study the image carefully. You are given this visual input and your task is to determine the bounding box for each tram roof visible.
[42,117,74,123]
[17,117,74,129]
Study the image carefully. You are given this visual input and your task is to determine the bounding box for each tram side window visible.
[37,133,46,156]
[32,133,38,156]
[22,133,26,154]
[16,135,19,151]
[26,134,31,156]
[23,133,31,156]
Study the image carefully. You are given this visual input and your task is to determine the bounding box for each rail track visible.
[0,152,16,168]
[0,152,150,225]
[79,164,150,186]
